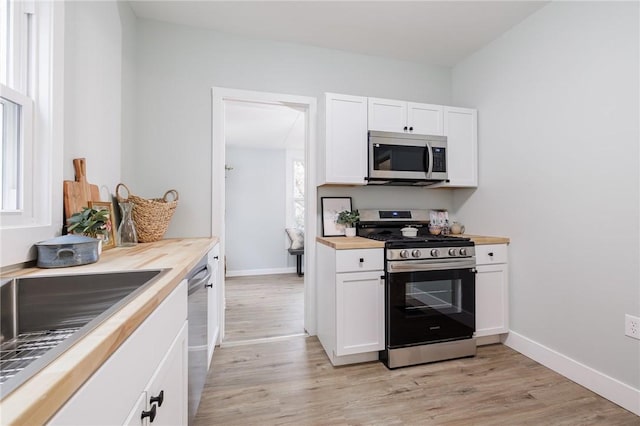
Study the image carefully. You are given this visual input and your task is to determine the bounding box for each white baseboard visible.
[226,267,297,277]
[503,331,640,416]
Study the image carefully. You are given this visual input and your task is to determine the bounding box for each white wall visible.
[225,146,294,274]
[126,20,452,238]
[64,1,132,198]
[452,0,639,394]
[318,186,455,218]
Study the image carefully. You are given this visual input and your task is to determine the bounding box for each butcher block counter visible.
[0,237,217,426]
[460,235,510,245]
[316,236,385,249]
[316,234,509,249]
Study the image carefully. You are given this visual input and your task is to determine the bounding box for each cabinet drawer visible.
[336,249,384,273]
[475,244,508,265]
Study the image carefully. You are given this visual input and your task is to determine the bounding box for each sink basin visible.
[0,269,168,398]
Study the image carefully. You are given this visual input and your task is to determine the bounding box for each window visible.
[286,150,304,230]
[293,158,304,229]
[1,0,34,216]
[1,0,63,267]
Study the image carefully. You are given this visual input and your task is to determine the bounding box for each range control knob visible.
[411,249,421,258]
[448,248,458,256]
[430,249,440,257]
[400,250,409,259]
[459,248,467,256]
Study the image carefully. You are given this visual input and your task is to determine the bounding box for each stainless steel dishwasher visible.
[187,254,212,424]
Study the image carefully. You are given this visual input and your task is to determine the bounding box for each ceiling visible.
[224,101,305,150]
[129,1,548,150]
[129,1,548,67]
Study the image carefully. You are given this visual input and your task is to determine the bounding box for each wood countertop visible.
[316,236,385,250]
[316,235,509,249]
[0,237,218,425]
[460,235,510,245]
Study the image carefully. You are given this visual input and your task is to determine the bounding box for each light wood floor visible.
[224,274,304,343]
[195,337,638,425]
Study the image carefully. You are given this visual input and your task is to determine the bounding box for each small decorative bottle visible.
[117,202,138,246]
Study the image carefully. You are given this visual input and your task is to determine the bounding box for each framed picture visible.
[321,197,353,237]
[89,201,117,250]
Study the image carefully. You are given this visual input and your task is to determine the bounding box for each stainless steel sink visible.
[0,269,168,399]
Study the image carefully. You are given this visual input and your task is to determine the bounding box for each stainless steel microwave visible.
[367,130,448,186]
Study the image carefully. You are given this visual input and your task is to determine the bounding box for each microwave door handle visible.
[425,142,434,177]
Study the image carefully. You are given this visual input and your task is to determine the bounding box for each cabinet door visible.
[324,93,368,184]
[336,271,385,356]
[146,322,188,426]
[443,106,478,187]
[48,281,187,426]
[368,97,407,132]
[475,264,509,337]
[207,243,220,364]
[407,102,443,135]
[123,392,149,426]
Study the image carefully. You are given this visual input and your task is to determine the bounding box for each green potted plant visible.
[67,207,111,240]
[336,209,360,237]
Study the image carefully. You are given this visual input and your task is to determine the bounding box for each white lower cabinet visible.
[475,244,509,338]
[207,243,220,365]
[123,323,187,426]
[317,243,384,366]
[123,392,148,426]
[49,280,188,426]
[336,271,385,356]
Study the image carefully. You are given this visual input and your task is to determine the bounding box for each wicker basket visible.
[116,183,179,243]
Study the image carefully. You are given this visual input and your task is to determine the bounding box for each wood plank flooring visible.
[224,274,304,342]
[195,337,638,425]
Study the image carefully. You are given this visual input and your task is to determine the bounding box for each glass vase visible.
[117,202,138,247]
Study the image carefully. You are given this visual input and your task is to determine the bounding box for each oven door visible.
[386,261,475,348]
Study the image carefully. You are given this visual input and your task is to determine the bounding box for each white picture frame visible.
[321,197,353,237]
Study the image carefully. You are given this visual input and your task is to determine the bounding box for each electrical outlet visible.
[625,314,640,340]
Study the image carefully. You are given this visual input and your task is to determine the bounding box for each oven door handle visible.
[388,259,476,273]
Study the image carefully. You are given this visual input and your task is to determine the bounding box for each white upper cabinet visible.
[321,93,368,185]
[408,102,444,135]
[367,98,407,132]
[321,93,477,188]
[368,97,444,136]
[441,106,478,187]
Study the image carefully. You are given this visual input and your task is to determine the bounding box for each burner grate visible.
[0,328,80,384]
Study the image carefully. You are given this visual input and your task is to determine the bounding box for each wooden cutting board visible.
[63,158,101,221]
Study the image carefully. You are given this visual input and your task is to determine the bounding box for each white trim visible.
[503,331,640,416]
[226,267,297,277]
[211,87,318,343]
[221,333,308,348]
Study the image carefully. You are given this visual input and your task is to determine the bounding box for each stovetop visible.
[356,209,474,251]
[362,232,472,249]
[365,232,470,243]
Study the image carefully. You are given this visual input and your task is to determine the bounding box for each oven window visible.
[405,279,462,314]
[373,144,425,172]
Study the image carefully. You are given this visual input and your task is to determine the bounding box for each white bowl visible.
[401,227,418,237]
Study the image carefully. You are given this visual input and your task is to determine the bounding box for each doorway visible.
[211,88,318,346]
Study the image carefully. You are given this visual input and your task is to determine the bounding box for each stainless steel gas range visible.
[357,209,477,369]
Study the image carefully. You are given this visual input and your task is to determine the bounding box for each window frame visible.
[0,0,64,267]
[1,84,33,217]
